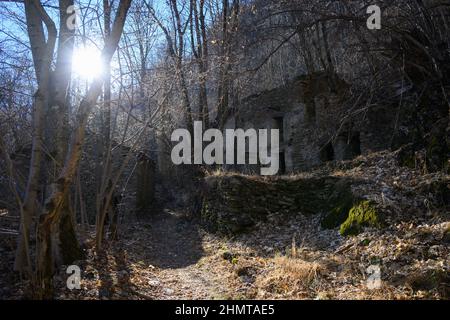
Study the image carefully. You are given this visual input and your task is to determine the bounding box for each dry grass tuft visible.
[255,255,325,298]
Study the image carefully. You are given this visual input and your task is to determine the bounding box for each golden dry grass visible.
[254,255,324,298]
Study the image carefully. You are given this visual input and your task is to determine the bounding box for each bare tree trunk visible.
[53,0,82,266]
[146,0,193,133]
[93,0,114,250]
[15,0,57,274]
[103,0,112,146]
[171,0,194,133]
[0,135,32,277]
[190,0,209,127]
[34,0,132,298]
[215,0,239,129]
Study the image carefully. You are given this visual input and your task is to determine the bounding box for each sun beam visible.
[72,45,103,80]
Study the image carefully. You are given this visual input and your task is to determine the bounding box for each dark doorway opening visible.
[350,132,361,157]
[320,142,334,162]
[274,116,284,142]
[279,152,286,174]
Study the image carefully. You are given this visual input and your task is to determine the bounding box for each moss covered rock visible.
[339,201,381,236]
[320,180,354,229]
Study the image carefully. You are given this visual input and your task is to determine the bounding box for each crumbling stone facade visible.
[225,71,396,173]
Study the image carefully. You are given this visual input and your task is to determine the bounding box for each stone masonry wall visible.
[201,174,354,235]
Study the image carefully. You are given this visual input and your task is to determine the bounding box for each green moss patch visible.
[339,201,381,236]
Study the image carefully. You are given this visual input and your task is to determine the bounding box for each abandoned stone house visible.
[224,71,396,174]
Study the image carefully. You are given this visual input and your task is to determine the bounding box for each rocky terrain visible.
[0,150,448,300]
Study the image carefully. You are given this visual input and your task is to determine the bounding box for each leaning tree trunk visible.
[215,0,239,129]
[52,0,82,266]
[15,0,56,274]
[34,0,132,298]
[58,194,82,264]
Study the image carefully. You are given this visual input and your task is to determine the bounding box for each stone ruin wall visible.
[227,71,397,173]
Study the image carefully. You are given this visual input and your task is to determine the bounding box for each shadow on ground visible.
[130,209,205,270]
[94,247,134,299]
